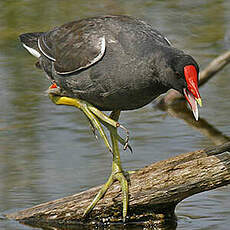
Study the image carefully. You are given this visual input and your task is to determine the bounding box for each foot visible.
[83,168,129,222]
[48,92,132,221]
[84,111,129,221]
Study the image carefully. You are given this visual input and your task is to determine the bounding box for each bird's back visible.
[20,15,175,110]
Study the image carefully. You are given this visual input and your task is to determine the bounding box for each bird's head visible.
[169,54,202,120]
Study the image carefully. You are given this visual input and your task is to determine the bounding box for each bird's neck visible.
[150,46,183,87]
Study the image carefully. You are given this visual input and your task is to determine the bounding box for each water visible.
[1,0,230,229]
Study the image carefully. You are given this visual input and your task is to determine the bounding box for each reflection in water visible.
[20,219,177,230]
[1,0,230,230]
[157,100,230,145]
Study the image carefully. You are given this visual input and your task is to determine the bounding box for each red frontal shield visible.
[183,65,202,121]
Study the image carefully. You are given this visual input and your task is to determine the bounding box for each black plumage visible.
[20,15,199,111]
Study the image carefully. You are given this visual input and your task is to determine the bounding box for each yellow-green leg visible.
[109,111,129,221]
[49,94,130,221]
[83,110,129,221]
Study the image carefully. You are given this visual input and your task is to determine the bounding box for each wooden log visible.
[6,142,230,229]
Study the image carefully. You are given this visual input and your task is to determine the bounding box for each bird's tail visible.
[19,32,44,58]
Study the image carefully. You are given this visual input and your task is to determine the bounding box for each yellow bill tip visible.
[196,98,202,107]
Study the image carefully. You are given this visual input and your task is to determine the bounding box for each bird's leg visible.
[109,110,129,221]
[83,110,129,221]
[50,94,112,151]
[48,94,130,221]
[49,94,132,152]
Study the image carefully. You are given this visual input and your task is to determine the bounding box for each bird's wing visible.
[37,20,106,74]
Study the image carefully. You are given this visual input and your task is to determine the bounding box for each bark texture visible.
[6,142,230,228]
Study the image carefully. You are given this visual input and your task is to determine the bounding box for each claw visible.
[82,105,113,153]
[87,117,98,140]
[126,143,133,153]
[118,124,130,151]
[87,107,131,152]
[116,135,133,153]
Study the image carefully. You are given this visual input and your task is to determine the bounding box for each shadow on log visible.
[6,142,230,229]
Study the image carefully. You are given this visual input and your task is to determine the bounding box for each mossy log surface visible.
[6,142,230,228]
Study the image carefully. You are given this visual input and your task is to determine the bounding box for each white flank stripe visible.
[164,36,172,46]
[38,38,56,61]
[22,43,41,58]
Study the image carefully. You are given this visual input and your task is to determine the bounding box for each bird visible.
[19,15,202,222]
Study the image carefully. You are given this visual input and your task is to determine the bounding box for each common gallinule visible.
[19,15,202,221]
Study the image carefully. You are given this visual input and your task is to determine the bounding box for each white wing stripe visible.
[38,38,56,61]
[164,36,172,46]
